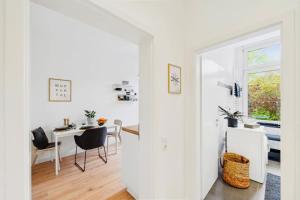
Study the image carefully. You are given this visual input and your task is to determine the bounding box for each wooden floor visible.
[107,189,135,200]
[32,147,134,200]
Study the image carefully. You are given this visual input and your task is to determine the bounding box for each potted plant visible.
[84,110,96,125]
[218,106,243,127]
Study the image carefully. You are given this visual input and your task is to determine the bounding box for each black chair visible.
[31,127,61,165]
[74,127,107,172]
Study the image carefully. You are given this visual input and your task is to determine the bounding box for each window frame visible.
[241,38,281,122]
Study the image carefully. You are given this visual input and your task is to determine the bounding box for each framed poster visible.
[168,64,181,94]
[49,78,72,102]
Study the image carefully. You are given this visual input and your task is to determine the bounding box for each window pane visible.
[248,70,280,121]
[247,43,280,66]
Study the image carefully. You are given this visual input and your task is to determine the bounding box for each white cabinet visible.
[227,127,268,183]
[121,132,139,198]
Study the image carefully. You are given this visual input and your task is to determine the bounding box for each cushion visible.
[257,122,280,128]
[46,141,61,149]
[32,127,49,149]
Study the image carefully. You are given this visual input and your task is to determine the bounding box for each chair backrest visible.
[74,127,107,150]
[32,127,49,150]
[114,119,122,134]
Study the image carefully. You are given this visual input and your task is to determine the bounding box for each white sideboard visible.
[226,127,268,183]
[121,126,139,199]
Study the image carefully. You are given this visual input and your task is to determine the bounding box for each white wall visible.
[200,47,236,199]
[184,1,300,199]
[202,46,236,156]
[30,3,139,162]
[4,1,298,199]
[0,0,5,199]
[185,0,300,49]
[92,1,186,198]
[1,0,31,199]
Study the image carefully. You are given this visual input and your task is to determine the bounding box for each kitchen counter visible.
[122,125,139,136]
[121,124,139,198]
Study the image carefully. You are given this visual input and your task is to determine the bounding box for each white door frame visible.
[0,0,5,199]
[192,10,299,200]
[0,0,156,199]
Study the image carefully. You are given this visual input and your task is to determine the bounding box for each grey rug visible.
[265,173,280,200]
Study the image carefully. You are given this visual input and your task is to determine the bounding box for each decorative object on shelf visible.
[49,78,72,102]
[221,152,250,189]
[84,110,96,125]
[63,118,70,126]
[218,106,243,128]
[97,117,107,126]
[113,81,138,102]
[168,64,181,94]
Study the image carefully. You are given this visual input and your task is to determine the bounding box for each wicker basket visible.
[221,152,250,189]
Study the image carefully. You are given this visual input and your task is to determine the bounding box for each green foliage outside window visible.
[248,71,280,121]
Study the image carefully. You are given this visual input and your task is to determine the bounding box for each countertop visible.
[122,125,139,136]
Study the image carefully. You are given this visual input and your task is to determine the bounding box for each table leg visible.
[115,135,118,154]
[115,126,118,154]
[55,136,59,175]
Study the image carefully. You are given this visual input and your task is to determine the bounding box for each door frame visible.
[192,10,298,200]
[1,0,156,199]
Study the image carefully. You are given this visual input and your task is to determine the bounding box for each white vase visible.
[87,117,94,125]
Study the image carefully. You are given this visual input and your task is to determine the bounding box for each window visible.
[247,43,280,66]
[243,41,281,121]
[247,70,280,120]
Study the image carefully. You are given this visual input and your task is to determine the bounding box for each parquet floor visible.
[32,147,134,200]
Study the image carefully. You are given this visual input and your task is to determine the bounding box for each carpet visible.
[265,173,280,200]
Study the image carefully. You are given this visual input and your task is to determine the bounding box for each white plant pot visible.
[87,117,94,125]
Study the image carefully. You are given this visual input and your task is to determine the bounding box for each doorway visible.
[28,0,154,199]
[196,23,295,200]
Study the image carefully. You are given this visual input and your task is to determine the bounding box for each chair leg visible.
[118,134,122,144]
[106,136,109,154]
[98,147,107,164]
[115,135,118,154]
[58,147,61,171]
[32,153,38,166]
[74,146,87,172]
[58,153,61,171]
[58,146,62,162]
[103,146,107,163]
[51,151,54,162]
[57,146,61,171]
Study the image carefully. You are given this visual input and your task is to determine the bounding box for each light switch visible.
[161,137,168,150]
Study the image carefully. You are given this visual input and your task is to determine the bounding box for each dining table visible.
[52,124,117,175]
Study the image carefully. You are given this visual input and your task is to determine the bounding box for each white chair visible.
[106,119,122,154]
[32,143,62,167]
[31,127,62,167]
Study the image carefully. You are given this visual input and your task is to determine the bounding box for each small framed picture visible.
[49,78,72,102]
[168,64,181,94]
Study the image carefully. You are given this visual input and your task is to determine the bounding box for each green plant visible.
[84,110,96,119]
[248,71,280,121]
[218,106,243,119]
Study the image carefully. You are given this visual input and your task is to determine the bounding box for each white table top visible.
[227,125,266,133]
[52,124,117,138]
